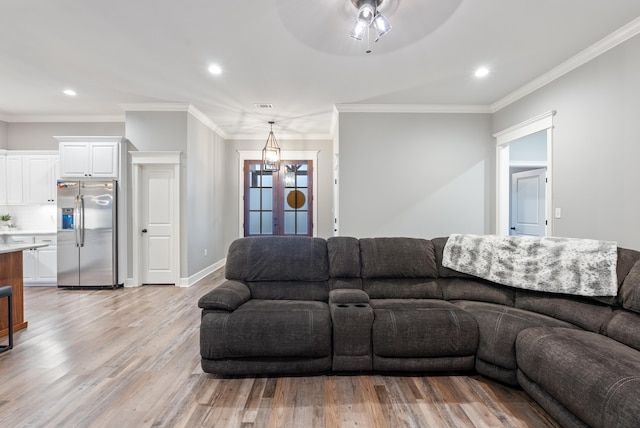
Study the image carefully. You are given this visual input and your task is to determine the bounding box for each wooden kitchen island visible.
[0,243,48,338]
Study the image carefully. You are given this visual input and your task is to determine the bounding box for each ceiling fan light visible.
[373,13,392,38]
[356,4,375,26]
[349,20,366,41]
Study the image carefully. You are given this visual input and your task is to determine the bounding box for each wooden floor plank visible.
[0,272,560,427]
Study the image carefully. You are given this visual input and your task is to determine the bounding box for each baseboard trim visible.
[124,278,139,288]
[178,258,226,287]
[124,258,226,288]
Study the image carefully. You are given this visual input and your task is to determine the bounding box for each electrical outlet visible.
[555,208,562,219]
[204,249,207,256]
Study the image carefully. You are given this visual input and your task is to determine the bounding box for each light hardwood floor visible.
[0,271,560,427]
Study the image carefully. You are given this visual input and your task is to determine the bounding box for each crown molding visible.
[492,16,640,112]
[334,104,492,114]
[0,115,124,123]
[186,105,229,140]
[119,102,190,112]
[120,102,228,139]
[228,133,332,141]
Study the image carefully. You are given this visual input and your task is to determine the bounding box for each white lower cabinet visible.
[7,234,57,285]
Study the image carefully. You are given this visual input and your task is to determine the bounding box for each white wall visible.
[6,122,125,150]
[126,110,229,281]
[338,112,494,238]
[0,121,7,149]
[125,111,189,279]
[493,33,640,249]
[186,115,227,275]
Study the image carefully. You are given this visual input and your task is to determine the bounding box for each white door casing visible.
[237,150,319,239]
[511,168,546,237]
[494,111,555,236]
[130,152,181,287]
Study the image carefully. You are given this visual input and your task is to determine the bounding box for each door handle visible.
[74,195,82,247]
[79,196,85,247]
[510,227,516,230]
[142,229,148,233]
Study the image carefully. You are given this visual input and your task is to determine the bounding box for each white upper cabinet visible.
[1,151,59,205]
[88,143,119,177]
[23,154,59,204]
[59,143,89,176]
[57,136,122,179]
[6,154,24,205]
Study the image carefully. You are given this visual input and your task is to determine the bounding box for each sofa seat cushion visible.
[454,301,576,371]
[200,300,331,360]
[370,299,478,358]
[517,327,640,428]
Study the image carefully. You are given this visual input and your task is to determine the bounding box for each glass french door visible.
[244,160,313,236]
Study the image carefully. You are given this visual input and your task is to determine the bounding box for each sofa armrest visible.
[198,280,251,311]
[329,288,370,305]
[329,289,373,371]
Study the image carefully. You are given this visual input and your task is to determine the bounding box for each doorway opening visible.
[495,111,555,237]
[243,160,313,236]
[509,131,547,237]
[237,150,319,238]
[130,152,181,287]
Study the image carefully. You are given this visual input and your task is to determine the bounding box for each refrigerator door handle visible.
[79,195,86,247]
[74,195,81,247]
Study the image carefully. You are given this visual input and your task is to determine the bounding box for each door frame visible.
[129,151,181,287]
[494,111,555,237]
[237,150,319,238]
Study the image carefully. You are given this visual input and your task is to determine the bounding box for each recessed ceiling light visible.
[208,64,222,75]
[475,67,489,78]
[63,89,77,96]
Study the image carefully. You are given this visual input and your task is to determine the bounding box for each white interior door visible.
[141,165,176,284]
[510,168,546,236]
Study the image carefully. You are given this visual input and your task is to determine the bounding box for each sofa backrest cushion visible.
[515,290,614,332]
[359,237,437,279]
[619,258,640,314]
[327,236,361,278]
[604,310,640,352]
[364,278,443,299]
[225,236,329,282]
[431,237,474,279]
[617,247,640,285]
[440,277,515,306]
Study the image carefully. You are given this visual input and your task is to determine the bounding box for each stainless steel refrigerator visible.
[57,180,119,288]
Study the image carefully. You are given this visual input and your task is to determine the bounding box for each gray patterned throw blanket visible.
[442,234,618,297]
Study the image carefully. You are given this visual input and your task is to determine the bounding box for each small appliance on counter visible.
[57,180,120,288]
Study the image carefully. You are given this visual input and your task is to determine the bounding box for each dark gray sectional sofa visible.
[198,235,640,428]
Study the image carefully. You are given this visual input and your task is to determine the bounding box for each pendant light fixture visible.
[262,121,281,172]
[349,0,392,42]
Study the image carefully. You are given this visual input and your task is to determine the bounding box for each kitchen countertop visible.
[0,230,56,235]
[0,243,49,254]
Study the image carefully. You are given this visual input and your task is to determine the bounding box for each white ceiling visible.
[2,0,640,138]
